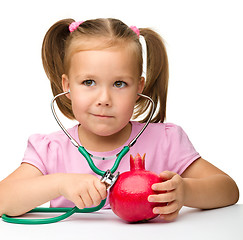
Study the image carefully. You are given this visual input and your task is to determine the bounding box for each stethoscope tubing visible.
[2,199,106,224]
[1,91,155,224]
[51,91,155,149]
[78,145,130,176]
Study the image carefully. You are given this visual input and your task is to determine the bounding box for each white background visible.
[0,0,242,203]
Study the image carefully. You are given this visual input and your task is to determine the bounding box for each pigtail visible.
[42,18,168,122]
[137,28,169,123]
[41,18,75,119]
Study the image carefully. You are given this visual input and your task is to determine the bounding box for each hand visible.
[58,173,107,209]
[148,171,186,221]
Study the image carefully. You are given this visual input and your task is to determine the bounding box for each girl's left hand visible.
[148,171,186,221]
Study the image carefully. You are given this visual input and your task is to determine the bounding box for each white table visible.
[1,204,242,240]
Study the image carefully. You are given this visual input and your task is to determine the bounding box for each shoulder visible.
[131,121,184,139]
[23,125,79,175]
[131,121,193,150]
[129,121,199,175]
[25,125,79,158]
[28,125,78,147]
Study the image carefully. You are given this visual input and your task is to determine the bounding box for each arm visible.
[148,158,239,221]
[181,158,239,208]
[0,163,61,216]
[0,163,107,217]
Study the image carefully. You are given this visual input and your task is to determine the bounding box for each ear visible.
[137,76,145,94]
[62,74,71,99]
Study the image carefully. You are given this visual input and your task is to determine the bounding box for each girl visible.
[0,18,239,221]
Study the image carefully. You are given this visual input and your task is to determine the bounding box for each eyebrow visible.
[74,74,96,80]
[74,74,136,81]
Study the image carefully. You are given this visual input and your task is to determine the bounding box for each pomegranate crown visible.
[130,153,146,171]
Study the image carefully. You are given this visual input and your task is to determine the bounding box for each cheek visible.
[70,93,90,116]
[118,97,136,118]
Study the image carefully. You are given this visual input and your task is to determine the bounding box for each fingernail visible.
[148,196,154,202]
[153,208,160,214]
[152,185,157,190]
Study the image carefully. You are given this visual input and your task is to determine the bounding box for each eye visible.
[114,81,127,88]
[82,79,96,87]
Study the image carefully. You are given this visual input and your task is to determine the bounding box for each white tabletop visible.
[1,204,242,240]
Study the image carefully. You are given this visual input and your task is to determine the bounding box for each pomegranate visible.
[109,153,165,222]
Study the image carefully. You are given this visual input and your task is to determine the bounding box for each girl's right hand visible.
[58,174,107,209]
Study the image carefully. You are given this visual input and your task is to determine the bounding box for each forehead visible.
[68,46,139,78]
[64,37,142,74]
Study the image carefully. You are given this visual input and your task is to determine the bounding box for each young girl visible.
[0,18,239,222]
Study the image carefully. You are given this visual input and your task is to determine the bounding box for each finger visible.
[159,171,177,181]
[153,201,179,215]
[94,180,107,199]
[73,195,85,209]
[160,209,180,222]
[152,178,177,192]
[148,191,176,203]
[88,187,102,206]
[80,190,94,208]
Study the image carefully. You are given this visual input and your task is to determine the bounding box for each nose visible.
[96,88,112,107]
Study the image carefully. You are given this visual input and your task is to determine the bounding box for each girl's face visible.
[62,45,144,138]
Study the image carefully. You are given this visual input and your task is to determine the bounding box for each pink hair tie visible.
[69,21,84,32]
[130,26,140,37]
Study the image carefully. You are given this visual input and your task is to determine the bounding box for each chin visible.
[80,121,130,139]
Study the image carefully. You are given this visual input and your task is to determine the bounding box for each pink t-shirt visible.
[22,121,200,208]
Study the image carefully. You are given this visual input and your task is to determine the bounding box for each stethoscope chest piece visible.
[101,170,120,190]
[1,92,155,224]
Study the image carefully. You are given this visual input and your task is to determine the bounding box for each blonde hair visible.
[42,18,169,122]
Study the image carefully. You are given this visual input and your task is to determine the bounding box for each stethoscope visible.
[2,91,155,224]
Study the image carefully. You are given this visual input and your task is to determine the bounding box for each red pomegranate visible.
[109,153,165,222]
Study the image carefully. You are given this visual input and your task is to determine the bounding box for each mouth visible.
[92,114,114,119]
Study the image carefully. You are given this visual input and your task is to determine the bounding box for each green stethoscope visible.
[2,91,155,224]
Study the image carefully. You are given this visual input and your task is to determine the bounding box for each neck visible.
[78,123,132,152]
